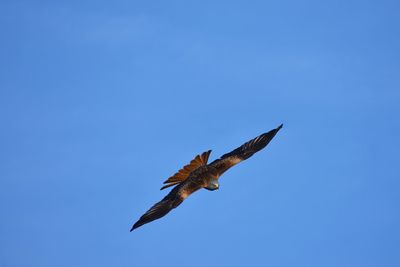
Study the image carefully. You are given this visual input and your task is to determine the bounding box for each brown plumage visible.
[160,150,211,190]
[130,124,283,231]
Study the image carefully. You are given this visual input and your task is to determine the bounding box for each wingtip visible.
[277,124,283,130]
[130,223,139,232]
[130,219,144,231]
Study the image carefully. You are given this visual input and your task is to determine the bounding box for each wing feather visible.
[131,179,202,231]
[210,124,283,175]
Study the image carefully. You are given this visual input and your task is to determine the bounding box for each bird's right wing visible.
[210,124,283,175]
[161,150,211,190]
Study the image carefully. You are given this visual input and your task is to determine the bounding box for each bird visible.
[130,124,283,231]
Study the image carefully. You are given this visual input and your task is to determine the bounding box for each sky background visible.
[1,0,399,266]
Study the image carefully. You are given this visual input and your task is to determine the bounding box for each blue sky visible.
[1,0,399,266]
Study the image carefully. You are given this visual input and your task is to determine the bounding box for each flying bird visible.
[130,124,283,231]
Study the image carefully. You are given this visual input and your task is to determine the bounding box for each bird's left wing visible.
[209,124,283,176]
[130,188,184,231]
[131,178,203,231]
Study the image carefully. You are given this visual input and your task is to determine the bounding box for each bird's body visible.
[130,124,283,231]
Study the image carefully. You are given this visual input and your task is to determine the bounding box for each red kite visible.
[130,124,283,231]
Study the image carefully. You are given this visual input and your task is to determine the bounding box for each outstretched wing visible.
[160,150,211,190]
[210,124,283,176]
[131,178,203,231]
[130,191,182,231]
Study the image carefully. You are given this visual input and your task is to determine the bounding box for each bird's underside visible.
[130,124,283,231]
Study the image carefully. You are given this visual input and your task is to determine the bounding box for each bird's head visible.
[205,179,219,191]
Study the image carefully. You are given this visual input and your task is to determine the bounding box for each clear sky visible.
[1,0,399,266]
